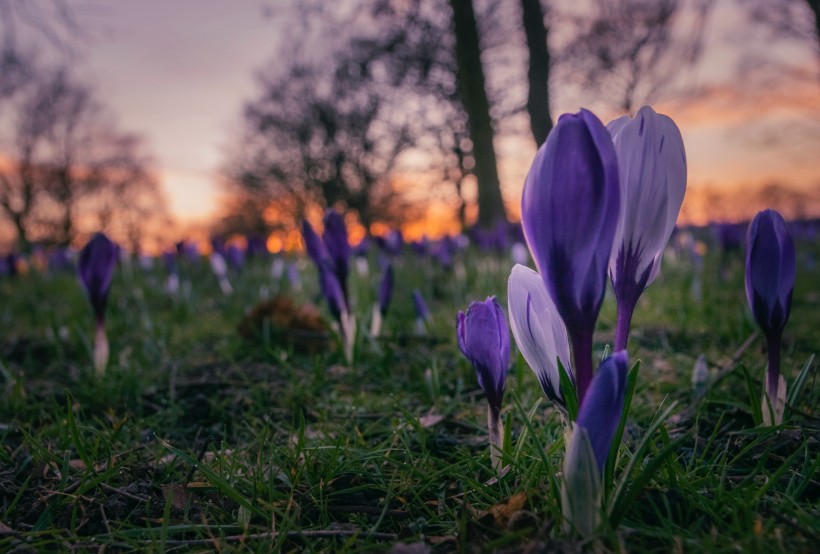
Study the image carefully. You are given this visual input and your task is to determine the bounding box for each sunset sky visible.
[11,0,820,235]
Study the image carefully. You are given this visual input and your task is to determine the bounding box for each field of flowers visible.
[1,107,818,553]
[0,216,817,552]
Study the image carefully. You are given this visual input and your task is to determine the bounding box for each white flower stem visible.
[487,404,504,472]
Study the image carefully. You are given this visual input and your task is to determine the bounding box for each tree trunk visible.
[449,0,507,228]
[806,0,820,50]
[520,0,553,146]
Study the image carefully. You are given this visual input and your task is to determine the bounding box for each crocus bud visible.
[561,351,627,535]
[576,351,628,473]
[457,296,510,470]
[323,209,351,294]
[371,264,394,338]
[457,297,510,413]
[78,234,118,323]
[78,233,118,376]
[320,267,347,323]
[521,109,620,404]
[745,209,795,423]
[302,220,332,271]
[607,106,687,350]
[412,289,432,334]
[209,252,232,295]
[507,264,572,408]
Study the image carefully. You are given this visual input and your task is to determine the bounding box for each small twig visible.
[99,482,149,504]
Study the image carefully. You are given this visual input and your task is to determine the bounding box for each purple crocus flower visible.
[370,264,394,337]
[377,229,404,256]
[521,108,621,404]
[745,209,795,421]
[412,289,432,334]
[322,209,351,295]
[225,244,245,272]
[377,264,394,317]
[457,296,510,470]
[320,266,347,323]
[302,220,333,271]
[507,264,572,409]
[78,233,118,375]
[78,233,118,325]
[561,351,627,536]
[575,351,628,472]
[607,106,687,350]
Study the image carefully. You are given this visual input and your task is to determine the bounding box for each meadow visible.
[0,228,818,553]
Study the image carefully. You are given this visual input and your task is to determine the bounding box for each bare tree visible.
[0,64,167,250]
[231,55,422,232]
[449,0,507,227]
[521,0,553,146]
[558,0,713,114]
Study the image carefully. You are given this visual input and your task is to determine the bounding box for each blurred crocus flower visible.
[321,267,356,363]
[302,219,333,271]
[561,351,628,535]
[508,264,572,410]
[78,233,118,376]
[745,209,795,425]
[370,264,394,338]
[607,106,687,350]
[457,296,510,471]
[322,209,351,298]
[412,289,432,335]
[271,256,285,280]
[163,251,180,297]
[287,261,302,291]
[225,244,245,273]
[377,229,404,256]
[521,108,620,404]
[209,251,232,295]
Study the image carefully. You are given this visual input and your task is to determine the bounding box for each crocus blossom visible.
[745,209,795,424]
[521,108,620,404]
[370,264,394,338]
[209,251,232,295]
[322,209,351,299]
[607,106,687,350]
[561,351,628,535]
[457,296,510,470]
[78,233,118,376]
[412,289,432,335]
[507,264,572,409]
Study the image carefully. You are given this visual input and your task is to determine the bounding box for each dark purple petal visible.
[322,209,350,287]
[576,351,628,473]
[377,264,394,316]
[78,233,118,322]
[412,289,431,322]
[521,109,620,340]
[456,297,510,412]
[302,220,332,271]
[319,267,347,322]
[745,209,795,338]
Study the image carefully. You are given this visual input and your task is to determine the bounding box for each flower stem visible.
[487,404,504,472]
[614,298,635,352]
[766,333,781,401]
[572,328,594,406]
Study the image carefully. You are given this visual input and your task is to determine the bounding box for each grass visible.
[0,232,818,553]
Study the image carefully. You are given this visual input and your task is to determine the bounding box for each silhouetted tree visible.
[232,56,422,232]
[521,0,553,146]
[0,65,166,250]
[449,0,506,227]
[559,0,713,113]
